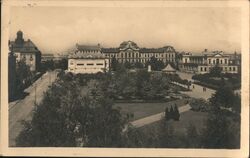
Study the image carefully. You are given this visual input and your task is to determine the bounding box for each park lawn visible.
[113,99,189,121]
[139,110,208,136]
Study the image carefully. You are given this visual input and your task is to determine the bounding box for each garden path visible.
[123,104,191,131]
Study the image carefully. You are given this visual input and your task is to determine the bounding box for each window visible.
[220,60,223,64]
[96,63,103,66]
[87,63,94,66]
[208,59,211,64]
[229,67,232,71]
[233,67,236,71]
[225,67,227,71]
[77,64,84,66]
[185,59,187,63]
[204,67,207,72]
[200,67,203,71]
[225,59,227,64]
[216,59,219,64]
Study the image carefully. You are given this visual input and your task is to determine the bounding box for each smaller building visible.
[41,53,54,62]
[68,44,109,74]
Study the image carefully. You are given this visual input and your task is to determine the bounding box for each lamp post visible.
[35,83,37,105]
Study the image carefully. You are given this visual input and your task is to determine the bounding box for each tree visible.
[16,60,33,92]
[146,56,165,71]
[209,65,222,77]
[56,58,68,70]
[16,73,128,147]
[173,105,180,121]
[186,123,200,147]
[201,86,241,148]
[124,61,132,69]
[190,98,209,112]
[201,108,233,148]
[169,106,174,120]
[165,107,170,121]
[134,62,144,69]
[209,84,239,111]
[111,57,119,71]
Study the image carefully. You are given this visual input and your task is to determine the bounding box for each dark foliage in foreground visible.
[16,71,240,148]
[16,72,129,147]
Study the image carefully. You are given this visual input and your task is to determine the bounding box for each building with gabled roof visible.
[9,30,41,71]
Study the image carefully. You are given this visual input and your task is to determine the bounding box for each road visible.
[176,71,215,100]
[9,71,57,147]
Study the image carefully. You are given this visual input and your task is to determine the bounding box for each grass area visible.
[139,110,208,135]
[114,99,189,121]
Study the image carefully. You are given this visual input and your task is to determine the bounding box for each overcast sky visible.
[10,6,241,54]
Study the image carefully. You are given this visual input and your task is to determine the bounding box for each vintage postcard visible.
[1,0,249,157]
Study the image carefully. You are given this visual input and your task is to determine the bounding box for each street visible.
[9,71,57,147]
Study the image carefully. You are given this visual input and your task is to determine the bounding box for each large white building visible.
[178,49,241,74]
[68,44,109,74]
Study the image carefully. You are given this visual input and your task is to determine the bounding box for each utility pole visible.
[35,83,37,105]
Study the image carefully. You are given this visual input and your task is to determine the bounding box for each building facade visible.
[178,49,240,74]
[101,41,176,65]
[68,44,109,74]
[9,31,41,71]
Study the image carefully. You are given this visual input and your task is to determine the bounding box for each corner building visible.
[9,30,41,71]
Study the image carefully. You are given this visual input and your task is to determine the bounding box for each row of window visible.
[116,58,175,63]
[77,50,100,53]
[208,58,228,65]
[200,66,236,72]
[75,63,104,66]
[106,53,175,58]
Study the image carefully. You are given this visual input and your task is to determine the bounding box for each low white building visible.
[178,50,240,74]
[68,44,109,74]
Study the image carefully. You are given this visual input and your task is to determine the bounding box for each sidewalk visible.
[123,104,191,131]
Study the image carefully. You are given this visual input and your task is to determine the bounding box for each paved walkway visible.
[9,71,57,147]
[176,71,215,100]
[123,104,191,131]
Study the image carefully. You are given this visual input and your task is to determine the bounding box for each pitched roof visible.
[101,48,119,53]
[68,52,106,59]
[9,39,40,53]
[76,44,101,51]
[162,64,176,72]
[139,48,165,53]
[119,41,140,50]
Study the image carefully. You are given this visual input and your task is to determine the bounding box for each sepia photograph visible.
[1,0,249,157]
